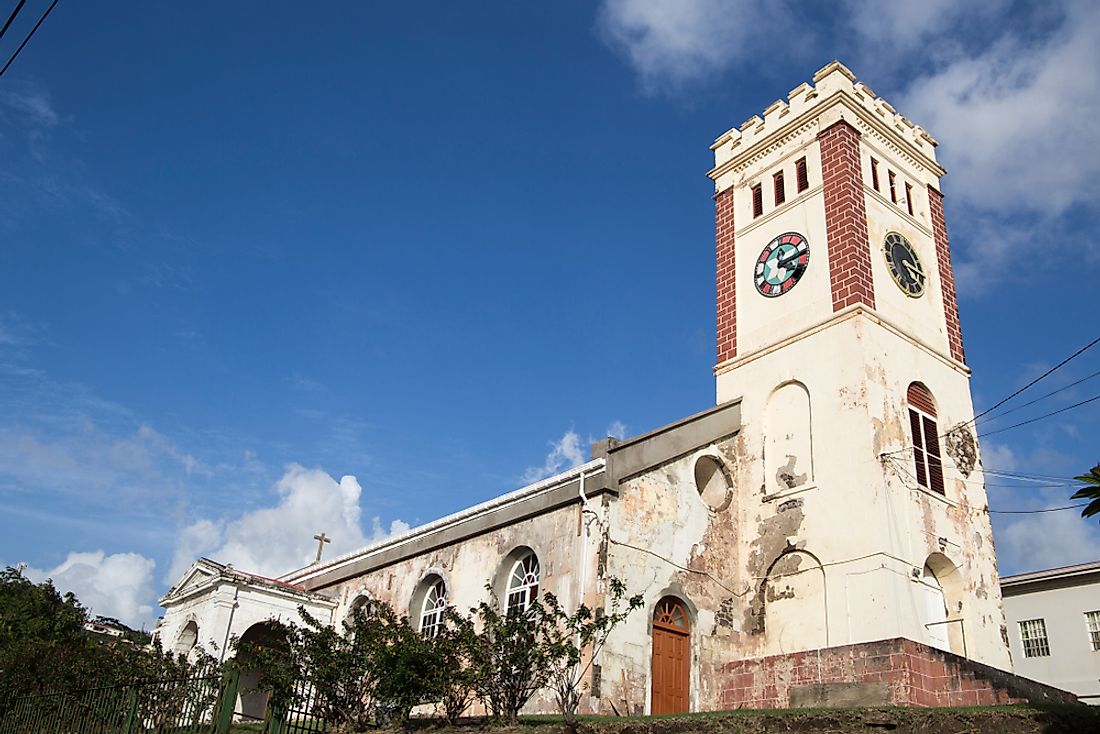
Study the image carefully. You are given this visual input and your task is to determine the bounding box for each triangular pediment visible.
[160,558,225,605]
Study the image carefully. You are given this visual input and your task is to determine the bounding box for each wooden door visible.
[651,598,690,714]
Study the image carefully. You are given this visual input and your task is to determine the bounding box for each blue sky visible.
[1,0,1098,627]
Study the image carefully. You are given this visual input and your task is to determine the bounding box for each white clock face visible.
[754,232,810,297]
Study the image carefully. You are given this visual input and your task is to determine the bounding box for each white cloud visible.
[597,0,777,93]
[523,430,586,483]
[172,464,407,580]
[900,2,1100,217]
[25,550,157,629]
[0,85,60,128]
[895,1,1100,290]
[997,508,1100,574]
[843,0,1010,58]
[980,440,1018,473]
[607,420,629,440]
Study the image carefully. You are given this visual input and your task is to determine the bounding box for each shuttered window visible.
[870,158,880,191]
[773,171,786,206]
[752,184,763,218]
[908,383,945,494]
[795,157,809,192]
[905,182,914,216]
[888,170,898,203]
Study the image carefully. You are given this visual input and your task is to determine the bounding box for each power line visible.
[966,334,1100,427]
[0,0,59,79]
[984,468,1077,482]
[977,392,1100,439]
[989,503,1090,515]
[0,1,26,41]
[976,368,1100,426]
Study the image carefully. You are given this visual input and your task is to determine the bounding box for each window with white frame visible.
[1086,610,1100,651]
[418,578,447,637]
[1019,618,1051,658]
[907,383,945,494]
[506,552,540,614]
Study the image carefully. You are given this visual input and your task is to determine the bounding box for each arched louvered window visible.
[908,383,945,494]
[506,553,540,614]
[418,578,447,637]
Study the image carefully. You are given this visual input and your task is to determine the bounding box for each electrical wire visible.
[989,503,1090,515]
[976,368,1100,426]
[983,468,1078,482]
[965,334,1100,427]
[977,393,1100,439]
[0,0,26,41]
[0,0,59,79]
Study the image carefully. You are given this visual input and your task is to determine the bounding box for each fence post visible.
[213,668,240,734]
[264,703,283,734]
[121,687,139,734]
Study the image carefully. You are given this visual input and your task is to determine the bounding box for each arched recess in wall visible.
[174,620,198,657]
[235,622,288,723]
[921,553,964,654]
[764,381,813,493]
[492,546,540,614]
[409,573,448,637]
[344,593,372,625]
[761,549,827,653]
[693,453,734,512]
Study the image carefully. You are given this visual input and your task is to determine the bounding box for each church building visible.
[156,61,1074,713]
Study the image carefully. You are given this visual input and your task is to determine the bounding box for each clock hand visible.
[776,249,805,268]
[903,261,924,282]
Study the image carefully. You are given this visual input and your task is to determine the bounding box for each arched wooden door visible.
[651,597,690,714]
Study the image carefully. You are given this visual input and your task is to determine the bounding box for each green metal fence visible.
[267,679,328,734]
[0,667,239,734]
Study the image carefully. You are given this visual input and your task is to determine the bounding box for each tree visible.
[0,565,220,725]
[541,578,643,734]
[236,599,445,732]
[0,565,92,706]
[1071,463,1100,520]
[464,586,555,723]
[433,611,478,723]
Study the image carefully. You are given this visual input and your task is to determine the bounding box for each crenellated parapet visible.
[709,61,942,186]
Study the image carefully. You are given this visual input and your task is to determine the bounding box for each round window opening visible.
[694,455,732,511]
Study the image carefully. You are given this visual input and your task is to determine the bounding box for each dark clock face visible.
[754,232,810,298]
[883,232,926,297]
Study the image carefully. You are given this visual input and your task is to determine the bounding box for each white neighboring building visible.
[1001,561,1100,705]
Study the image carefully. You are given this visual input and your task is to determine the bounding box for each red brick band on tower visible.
[928,185,966,364]
[715,187,737,363]
[818,120,875,311]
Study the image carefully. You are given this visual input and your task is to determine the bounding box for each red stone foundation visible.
[718,637,1076,709]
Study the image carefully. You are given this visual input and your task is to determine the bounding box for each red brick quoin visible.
[715,186,737,363]
[818,120,875,312]
[927,186,966,364]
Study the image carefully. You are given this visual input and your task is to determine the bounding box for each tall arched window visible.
[419,578,447,637]
[506,553,540,614]
[908,383,945,494]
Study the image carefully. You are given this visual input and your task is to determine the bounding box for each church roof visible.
[159,556,333,607]
[280,458,609,590]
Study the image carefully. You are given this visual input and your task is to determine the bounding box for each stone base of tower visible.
[718,638,1077,709]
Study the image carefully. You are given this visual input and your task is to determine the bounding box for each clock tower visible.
[707,61,1011,670]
